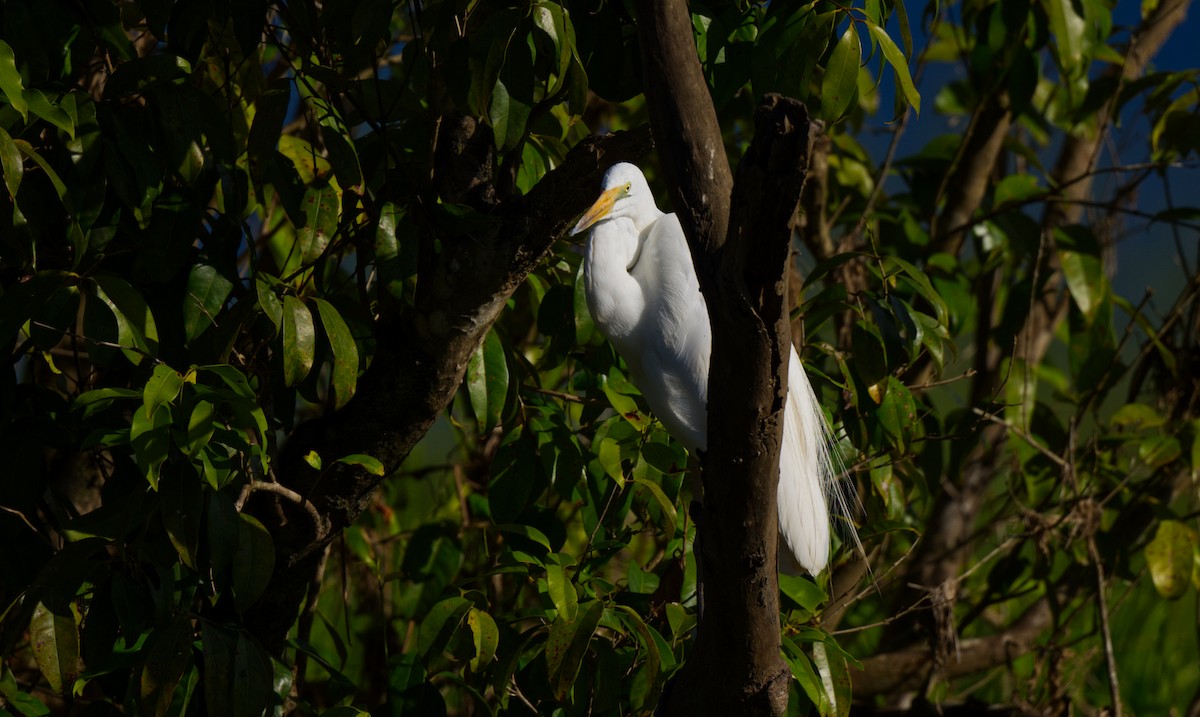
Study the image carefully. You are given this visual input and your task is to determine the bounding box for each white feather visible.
[575,162,845,574]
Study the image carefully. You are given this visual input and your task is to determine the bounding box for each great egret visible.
[570,162,839,575]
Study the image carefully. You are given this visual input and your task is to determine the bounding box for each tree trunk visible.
[634,1,821,714]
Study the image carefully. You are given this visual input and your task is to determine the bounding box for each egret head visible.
[570,162,656,236]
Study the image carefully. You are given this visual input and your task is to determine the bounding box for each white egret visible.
[570,162,839,575]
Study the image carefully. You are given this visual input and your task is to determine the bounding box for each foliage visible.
[0,0,1197,716]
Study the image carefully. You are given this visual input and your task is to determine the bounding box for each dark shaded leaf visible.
[546,599,603,701]
[140,617,193,717]
[183,263,234,343]
[232,514,275,612]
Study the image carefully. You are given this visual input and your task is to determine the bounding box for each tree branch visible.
[634,3,820,716]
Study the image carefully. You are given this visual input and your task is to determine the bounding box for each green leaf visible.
[779,574,828,613]
[183,400,216,456]
[0,126,22,197]
[600,372,650,431]
[207,489,240,574]
[812,640,852,717]
[201,624,272,717]
[140,618,193,717]
[994,173,1043,207]
[183,263,233,343]
[383,653,444,715]
[131,400,172,488]
[545,553,579,621]
[466,327,509,433]
[313,298,359,410]
[1145,520,1195,599]
[335,453,386,476]
[143,364,184,419]
[614,606,663,709]
[782,635,828,713]
[73,387,141,417]
[632,475,677,538]
[247,78,291,185]
[418,596,472,659]
[1140,434,1182,469]
[821,23,861,122]
[198,364,256,400]
[29,602,79,696]
[90,273,159,363]
[467,608,499,673]
[1056,225,1106,322]
[495,523,553,553]
[545,599,603,702]
[281,295,316,386]
[875,377,917,451]
[29,284,80,351]
[0,663,51,715]
[1047,0,1087,77]
[23,89,75,138]
[13,139,67,204]
[232,514,275,612]
[255,276,283,337]
[1110,403,1165,429]
[297,184,339,266]
[0,40,28,120]
[573,260,595,345]
[867,22,920,114]
[161,464,204,569]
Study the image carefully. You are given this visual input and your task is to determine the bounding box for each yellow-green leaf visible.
[30,602,79,696]
[1146,520,1195,599]
[0,40,28,120]
[281,295,316,386]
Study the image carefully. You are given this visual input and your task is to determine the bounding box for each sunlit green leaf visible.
[867,22,920,114]
[90,273,159,364]
[820,23,861,122]
[281,295,316,386]
[183,263,233,343]
[1146,520,1195,599]
[143,364,184,419]
[313,298,359,410]
[545,553,579,621]
[467,608,499,673]
[29,602,79,696]
[335,453,385,475]
[0,126,22,196]
[0,39,28,119]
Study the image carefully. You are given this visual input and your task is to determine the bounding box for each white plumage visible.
[571,162,838,575]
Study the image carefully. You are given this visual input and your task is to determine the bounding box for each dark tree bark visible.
[634,1,820,715]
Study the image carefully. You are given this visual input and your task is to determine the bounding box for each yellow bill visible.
[570,185,626,236]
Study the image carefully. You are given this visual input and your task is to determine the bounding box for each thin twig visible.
[246,479,329,539]
[971,407,1066,467]
[519,385,603,405]
[1088,534,1123,717]
[848,106,910,244]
